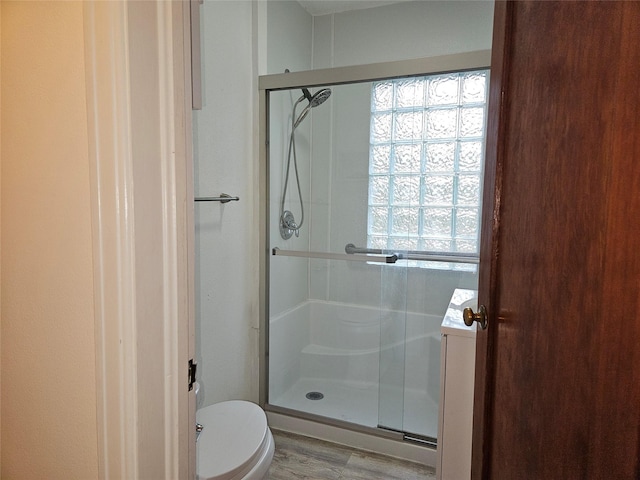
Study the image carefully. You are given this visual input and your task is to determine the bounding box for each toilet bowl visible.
[196,400,275,480]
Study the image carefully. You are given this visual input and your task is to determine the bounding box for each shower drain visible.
[305,391,324,400]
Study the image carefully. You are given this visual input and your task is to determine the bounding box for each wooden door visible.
[473,2,640,478]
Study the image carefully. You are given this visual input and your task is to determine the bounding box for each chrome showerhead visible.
[307,88,332,107]
[293,87,332,129]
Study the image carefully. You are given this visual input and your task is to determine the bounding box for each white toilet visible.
[196,400,275,480]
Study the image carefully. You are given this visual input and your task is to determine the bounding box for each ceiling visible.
[296,0,411,16]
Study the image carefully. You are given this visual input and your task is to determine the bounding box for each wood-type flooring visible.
[268,430,436,480]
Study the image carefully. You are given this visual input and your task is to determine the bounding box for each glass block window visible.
[368,70,488,262]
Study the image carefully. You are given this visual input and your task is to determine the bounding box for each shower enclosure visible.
[260,54,489,445]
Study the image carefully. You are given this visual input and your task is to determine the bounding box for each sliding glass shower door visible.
[267,82,415,434]
[377,265,409,433]
[265,82,443,441]
[262,60,486,442]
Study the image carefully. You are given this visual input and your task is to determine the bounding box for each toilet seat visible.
[196,400,273,480]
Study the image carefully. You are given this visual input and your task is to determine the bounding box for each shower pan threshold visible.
[265,406,436,467]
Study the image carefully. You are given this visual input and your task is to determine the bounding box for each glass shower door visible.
[377,264,409,433]
[264,65,486,442]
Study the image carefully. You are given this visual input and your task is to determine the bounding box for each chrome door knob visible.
[463,305,488,330]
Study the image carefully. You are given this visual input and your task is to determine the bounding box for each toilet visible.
[196,400,275,480]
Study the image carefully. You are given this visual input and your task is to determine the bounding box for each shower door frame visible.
[258,50,491,443]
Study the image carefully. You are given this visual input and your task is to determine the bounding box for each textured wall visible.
[193,0,262,406]
[1,2,99,478]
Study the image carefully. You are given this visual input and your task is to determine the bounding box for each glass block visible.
[394,111,423,141]
[457,175,481,204]
[391,207,419,235]
[369,207,389,234]
[462,72,487,104]
[427,75,460,105]
[458,141,483,171]
[369,176,389,205]
[373,82,393,111]
[392,175,420,204]
[396,78,425,108]
[454,239,477,253]
[369,235,388,249]
[371,145,391,174]
[455,207,478,235]
[391,236,419,250]
[421,238,452,252]
[426,108,457,139]
[423,207,452,235]
[460,107,485,137]
[393,144,421,173]
[424,175,454,204]
[371,113,392,143]
[366,72,489,264]
[426,142,455,172]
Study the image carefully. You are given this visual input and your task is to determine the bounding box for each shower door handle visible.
[195,193,240,203]
[463,305,488,330]
[272,247,397,264]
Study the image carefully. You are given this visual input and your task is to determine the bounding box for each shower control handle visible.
[463,305,488,330]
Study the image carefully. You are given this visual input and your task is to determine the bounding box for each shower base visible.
[270,376,438,439]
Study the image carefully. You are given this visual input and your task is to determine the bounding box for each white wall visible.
[194,0,262,407]
[312,1,494,68]
[1,2,99,477]
[266,0,313,75]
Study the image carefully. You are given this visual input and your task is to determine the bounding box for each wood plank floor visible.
[268,430,437,480]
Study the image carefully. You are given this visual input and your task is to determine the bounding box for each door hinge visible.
[188,359,197,391]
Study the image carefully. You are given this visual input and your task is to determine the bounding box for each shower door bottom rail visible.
[272,247,397,264]
[378,424,438,448]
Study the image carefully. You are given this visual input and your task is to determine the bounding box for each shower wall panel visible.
[266,2,314,318]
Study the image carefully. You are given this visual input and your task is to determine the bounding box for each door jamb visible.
[83,1,195,478]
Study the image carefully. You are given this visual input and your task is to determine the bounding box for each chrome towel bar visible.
[272,247,397,264]
[345,243,479,264]
[195,193,239,203]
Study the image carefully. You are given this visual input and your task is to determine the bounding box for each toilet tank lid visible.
[196,400,269,480]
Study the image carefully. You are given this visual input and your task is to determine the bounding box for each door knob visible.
[463,305,488,330]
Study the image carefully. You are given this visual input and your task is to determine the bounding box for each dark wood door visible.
[473,2,640,478]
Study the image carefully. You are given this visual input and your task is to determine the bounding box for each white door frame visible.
[83,1,195,478]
